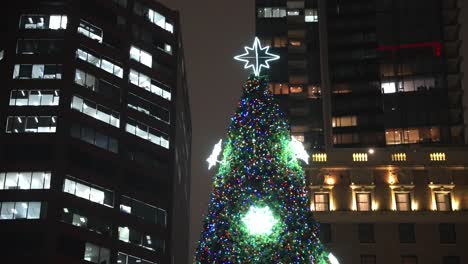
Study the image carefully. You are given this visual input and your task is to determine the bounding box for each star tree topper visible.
[234,37,280,76]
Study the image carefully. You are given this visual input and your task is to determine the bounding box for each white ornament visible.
[328,253,340,264]
[241,205,278,236]
[234,37,280,76]
[291,136,310,164]
[206,139,223,170]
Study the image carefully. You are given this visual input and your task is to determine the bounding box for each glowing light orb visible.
[241,205,278,236]
[234,37,280,76]
[206,139,223,170]
[328,253,340,264]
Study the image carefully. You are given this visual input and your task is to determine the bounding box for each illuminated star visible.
[328,253,340,264]
[234,37,280,76]
[206,139,223,170]
[241,205,278,236]
[290,136,310,164]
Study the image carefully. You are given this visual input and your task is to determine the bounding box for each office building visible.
[0,0,191,263]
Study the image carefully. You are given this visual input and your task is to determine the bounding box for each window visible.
[157,43,172,55]
[118,252,156,264]
[61,207,111,236]
[84,242,110,264]
[0,172,50,190]
[128,93,170,124]
[332,116,357,127]
[395,193,411,211]
[71,95,120,127]
[13,64,62,79]
[20,15,67,30]
[0,201,43,220]
[130,46,152,68]
[16,39,63,55]
[443,256,460,264]
[382,78,436,94]
[6,116,57,133]
[70,124,118,153]
[257,7,287,18]
[126,118,170,149]
[399,223,415,243]
[120,196,166,226]
[133,3,174,33]
[385,127,440,145]
[287,10,300,16]
[78,20,103,43]
[319,223,331,243]
[435,193,452,211]
[118,226,164,251]
[314,193,330,211]
[129,69,171,100]
[361,255,376,264]
[76,48,123,78]
[63,177,114,207]
[358,223,374,243]
[356,193,371,211]
[305,9,318,22]
[9,90,59,106]
[74,69,120,100]
[401,256,417,264]
[439,223,456,243]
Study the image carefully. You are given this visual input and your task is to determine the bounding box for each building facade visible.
[256,0,468,263]
[0,0,191,263]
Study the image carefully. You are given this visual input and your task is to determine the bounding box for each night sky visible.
[156,0,254,258]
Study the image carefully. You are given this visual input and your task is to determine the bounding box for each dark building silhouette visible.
[256,0,468,263]
[0,0,191,263]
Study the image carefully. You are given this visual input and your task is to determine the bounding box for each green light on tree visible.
[241,205,279,236]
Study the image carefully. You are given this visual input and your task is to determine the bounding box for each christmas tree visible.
[195,38,336,264]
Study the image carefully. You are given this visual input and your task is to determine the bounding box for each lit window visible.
[257,7,286,18]
[71,95,120,127]
[120,196,166,226]
[20,15,67,30]
[74,69,120,100]
[382,82,396,94]
[118,252,156,264]
[84,242,110,264]
[128,69,171,100]
[385,127,440,145]
[435,193,452,211]
[140,7,174,33]
[0,172,51,190]
[287,10,300,16]
[70,123,118,153]
[13,64,62,79]
[0,201,43,220]
[118,226,164,251]
[395,193,411,211]
[356,193,371,211]
[305,9,318,22]
[126,118,170,149]
[6,116,57,133]
[130,46,152,68]
[314,193,330,211]
[332,116,357,127]
[77,20,103,43]
[63,177,114,207]
[10,90,59,106]
[76,48,123,78]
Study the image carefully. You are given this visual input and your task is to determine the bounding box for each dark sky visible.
[156,0,254,259]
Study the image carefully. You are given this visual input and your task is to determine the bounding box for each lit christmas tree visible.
[195,38,338,264]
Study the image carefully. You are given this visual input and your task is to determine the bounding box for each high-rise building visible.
[0,0,191,263]
[256,0,468,263]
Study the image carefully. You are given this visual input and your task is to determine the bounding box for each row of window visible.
[9,89,60,106]
[20,14,67,30]
[128,92,170,124]
[126,118,169,149]
[71,95,120,127]
[382,77,436,94]
[118,226,164,251]
[313,191,453,212]
[118,252,155,264]
[78,20,103,43]
[133,2,174,33]
[0,171,50,190]
[385,127,440,145]
[130,46,152,68]
[74,69,120,101]
[257,7,318,22]
[61,207,111,236]
[321,223,456,245]
[76,48,123,78]
[0,201,44,220]
[6,116,57,133]
[129,69,171,100]
[332,116,357,128]
[17,39,63,55]
[63,176,166,225]
[70,123,118,153]
[13,64,62,79]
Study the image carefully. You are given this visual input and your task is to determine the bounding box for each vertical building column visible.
[461,0,468,143]
[318,0,333,150]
